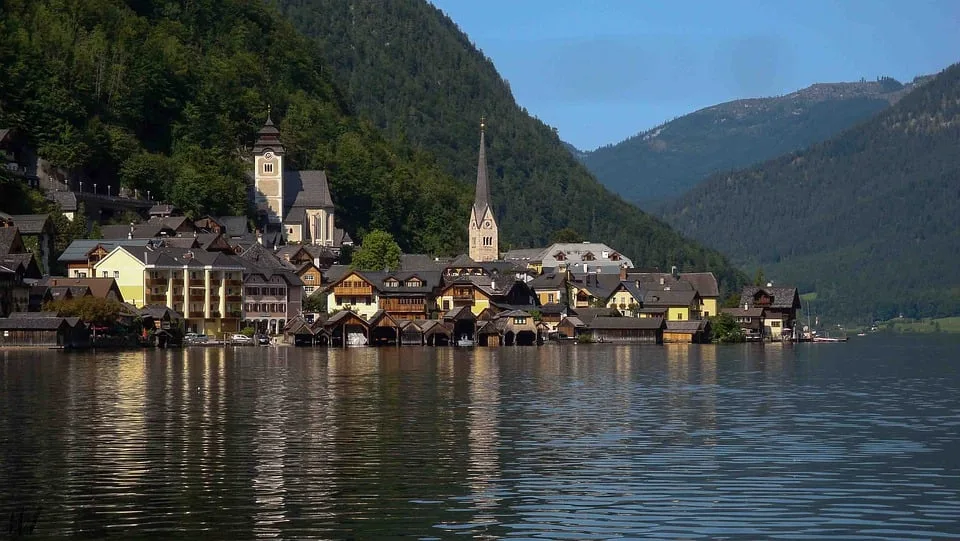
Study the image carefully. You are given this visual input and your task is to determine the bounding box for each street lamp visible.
[79,181,83,193]
[93,183,98,194]
[147,190,151,201]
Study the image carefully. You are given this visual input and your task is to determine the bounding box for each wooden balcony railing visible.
[380,299,426,312]
[334,285,373,296]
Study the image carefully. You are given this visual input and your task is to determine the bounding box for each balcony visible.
[334,285,373,296]
[380,299,426,312]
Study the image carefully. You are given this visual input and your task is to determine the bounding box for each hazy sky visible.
[431,0,960,150]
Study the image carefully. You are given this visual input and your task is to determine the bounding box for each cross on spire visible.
[480,115,485,132]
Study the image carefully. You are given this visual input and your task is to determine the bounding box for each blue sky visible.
[431,0,960,151]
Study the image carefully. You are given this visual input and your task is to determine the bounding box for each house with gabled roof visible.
[238,243,304,335]
[435,274,536,316]
[740,285,802,341]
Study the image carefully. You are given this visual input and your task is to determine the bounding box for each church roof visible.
[283,170,334,214]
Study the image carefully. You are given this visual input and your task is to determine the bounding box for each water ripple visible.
[0,337,958,539]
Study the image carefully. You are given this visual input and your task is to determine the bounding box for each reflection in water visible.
[466,353,501,526]
[0,338,959,539]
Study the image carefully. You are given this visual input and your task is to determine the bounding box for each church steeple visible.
[468,118,499,261]
[473,118,491,220]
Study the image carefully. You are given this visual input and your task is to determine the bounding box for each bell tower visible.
[253,108,285,224]
[468,118,499,261]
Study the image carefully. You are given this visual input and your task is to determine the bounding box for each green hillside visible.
[577,78,923,209]
[662,63,960,321]
[0,0,467,255]
[273,0,746,292]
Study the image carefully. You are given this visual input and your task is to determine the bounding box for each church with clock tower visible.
[252,112,351,252]
[468,121,499,261]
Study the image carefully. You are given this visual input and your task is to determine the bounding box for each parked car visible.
[184,332,209,344]
[230,333,253,344]
[256,334,271,346]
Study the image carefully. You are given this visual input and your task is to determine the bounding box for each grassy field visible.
[879,317,960,334]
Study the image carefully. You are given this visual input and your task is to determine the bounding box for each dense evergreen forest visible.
[272,0,746,293]
[663,64,960,321]
[576,78,921,209]
[0,0,468,255]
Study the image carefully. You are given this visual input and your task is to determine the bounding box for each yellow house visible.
[325,271,380,320]
[436,281,492,316]
[679,272,720,318]
[94,245,246,335]
[92,247,148,306]
[642,289,703,321]
[528,270,566,306]
[605,282,644,317]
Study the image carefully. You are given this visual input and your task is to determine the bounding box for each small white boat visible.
[813,336,848,343]
[456,335,475,347]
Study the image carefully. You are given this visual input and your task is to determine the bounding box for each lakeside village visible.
[0,118,804,349]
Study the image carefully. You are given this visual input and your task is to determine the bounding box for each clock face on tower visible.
[483,220,492,229]
[264,151,274,159]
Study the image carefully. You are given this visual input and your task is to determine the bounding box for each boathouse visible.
[0,315,89,348]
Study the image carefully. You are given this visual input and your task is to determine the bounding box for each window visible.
[102,271,108,277]
[443,300,450,310]
[263,162,274,173]
[771,321,781,328]
[514,317,526,325]
[304,274,314,282]
[78,272,87,278]
[482,237,493,246]
[406,279,422,287]
[114,271,120,279]
[547,293,555,303]
[305,286,314,294]
[385,279,399,288]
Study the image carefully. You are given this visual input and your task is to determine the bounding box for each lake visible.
[1,335,959,539]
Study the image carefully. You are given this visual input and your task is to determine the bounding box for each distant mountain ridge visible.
[661,63,960,322]
[575,76,930,209]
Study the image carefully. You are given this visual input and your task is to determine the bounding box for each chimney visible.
[184,251,193,260]
[744,303,749,310]
[619,267,627,281]
[491,279,497,291]
[257,230,263,245]
[128,223,134,240]
[671,265,679,279]
[583,263,588,274]
[659,277,664,286]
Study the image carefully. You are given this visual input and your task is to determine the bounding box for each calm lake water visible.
[1,336,959,539]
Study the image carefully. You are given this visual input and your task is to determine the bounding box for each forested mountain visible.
[577,77,926,209]
[0,0,467,254]
[662,63,960,321]
[272,0,746,292]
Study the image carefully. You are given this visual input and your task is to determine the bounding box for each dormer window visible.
[554,252,566,261]
[582,252,596,261]
[406,279,422,288]
[385,279,399,288]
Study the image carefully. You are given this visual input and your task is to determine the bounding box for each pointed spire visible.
[473,117,490,220]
